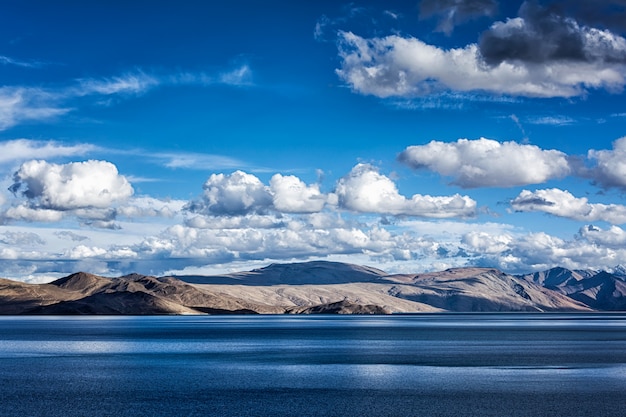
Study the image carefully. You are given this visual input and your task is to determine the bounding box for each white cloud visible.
[399,138,570,188]
[511,188,626,224]
[0,66,256,131]
[54,230,89,242]
[527,116,576,125]
[64,245,108,259]
[587,136,626,189]
[335,163,476,218]
[3,204,64,222]
[461,230,626,273]
[461,231,513,254]
[0,87,70,130]
[188,170,273,216]
[578,224,626,248]
[75,72,159,96]
[0,55,43,68]
[9,160,133,211]
[186,171,330,216]
[219,65,253,86]
[0,139,96,165]
[0,231,46,246]
[154,151,245,170]
[116,196,185,219]
[270,174,327,213]
[185,213,285,230]
[136,219,408,264]
[336,31,626,98]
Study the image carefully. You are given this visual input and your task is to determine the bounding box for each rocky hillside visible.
[520,267,626,310]
[2,261,623,315]
[0,272,283,315]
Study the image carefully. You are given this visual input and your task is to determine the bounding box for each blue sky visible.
[2,0,626,281]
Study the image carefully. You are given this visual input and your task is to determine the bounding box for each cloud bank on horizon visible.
[1,0,626,282]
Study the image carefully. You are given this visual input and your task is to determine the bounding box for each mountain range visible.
[1,260,626,314]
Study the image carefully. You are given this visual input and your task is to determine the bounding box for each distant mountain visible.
[177,263,588,313]
[520,267,626,311]
[377,267,587,312]
[521,267,598,289]
[3,261,625,315]
[175,260,388,285]
[609,264,626,279]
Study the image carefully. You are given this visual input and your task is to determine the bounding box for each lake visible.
[1,314,626,416]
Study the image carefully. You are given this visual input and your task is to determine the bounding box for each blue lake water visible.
[1,314,626,416]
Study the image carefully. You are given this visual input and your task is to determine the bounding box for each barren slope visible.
[0,262,604,314]
[383,267,589,312]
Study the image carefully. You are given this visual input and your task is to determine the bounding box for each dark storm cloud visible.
[562,0,626,32]
[419,0,498,35]
[479,1,626,65]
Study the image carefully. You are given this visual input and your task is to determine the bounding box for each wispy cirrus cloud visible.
[75,72,160,96]
[0,55,45,68]
[0,64,254,131]
[0,139,96,165]
[527,115,576,125]
[0,87,72,130]
[154,151,247,170]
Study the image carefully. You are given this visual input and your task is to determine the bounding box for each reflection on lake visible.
[1,314,626,416]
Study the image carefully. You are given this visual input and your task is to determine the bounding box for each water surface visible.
[1,314,625,416]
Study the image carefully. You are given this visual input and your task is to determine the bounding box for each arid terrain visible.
[2,260,624,314]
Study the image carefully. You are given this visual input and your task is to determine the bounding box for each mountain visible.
[177,263,588,313]
[1,261,620,315]
[175,260,388,285]
[0,273,283,315]
[520,267,626,311]
[378,267,587,312]
[610,264,626,279]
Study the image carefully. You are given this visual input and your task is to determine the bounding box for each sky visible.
[2,0,626,282]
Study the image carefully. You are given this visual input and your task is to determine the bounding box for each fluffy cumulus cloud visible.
[460,229,626,273]
[511,188,626,224]
[461,231,513,254]
[586,136,626,189]
[419,0,498,35]
[578,224,626,248]
[269,174,327,213]
[188,170,273,216]
[2,205,64,222]
[187,166,475,219]
[188,171,331,216]
[335,163,476,218]
[336,3,626,98]
[133,217,428,268]
[9,160,133,211]
[399,138,570,188]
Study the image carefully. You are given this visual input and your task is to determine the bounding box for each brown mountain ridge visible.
[1,261,620,315]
